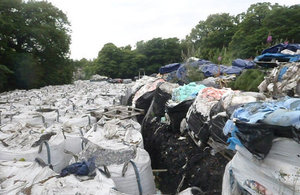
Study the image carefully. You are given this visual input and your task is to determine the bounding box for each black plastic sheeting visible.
[235,121,299,159]
[187,110,210,144]
[167,100,194,133]
[209,114,230,146]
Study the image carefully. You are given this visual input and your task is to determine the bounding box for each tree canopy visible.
[0,0,72,91]
[86,38,182,79]
[184,3,300,61]
[1,1,299,88]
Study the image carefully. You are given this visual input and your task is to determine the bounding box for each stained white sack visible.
[0,160,56,195]
[0,123,70,172]
[30,170,116,195]
[222,138,300,195]
[77,139,155,195]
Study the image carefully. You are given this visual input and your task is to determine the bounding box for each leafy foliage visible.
[185,3,300,61]
[88,38,182,79]
[0,0,71,91]
[230,69,265,92]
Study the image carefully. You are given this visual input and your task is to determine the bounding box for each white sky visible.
[44,0,299,60]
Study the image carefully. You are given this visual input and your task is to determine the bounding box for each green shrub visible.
[231,69,265,92]
[186,66,205,82]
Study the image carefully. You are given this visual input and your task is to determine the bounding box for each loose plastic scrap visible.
[172,82,206,102]
[60,157,96,177]
[258,62,300,97]
[225,97,300,159]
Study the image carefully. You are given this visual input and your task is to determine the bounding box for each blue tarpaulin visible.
[159,63,181,74]
[262,43,300,54]
[232,59,255,69]
[200,64,243,77]
[176,59,212,79]
[254,53,300,63]
[224,97,300,159]
[223,66,243,75]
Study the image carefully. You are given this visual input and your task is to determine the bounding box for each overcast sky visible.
[44,0,299,60]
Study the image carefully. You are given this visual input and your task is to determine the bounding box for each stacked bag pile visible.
[222,97,300,194]
[0,79,156,195]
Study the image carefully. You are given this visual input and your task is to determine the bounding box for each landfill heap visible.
[125,75,268,194]
[1,43,300,195]
[222,98,300,194]
[258,62,300,97]
[126,52,299,194]
[0,80,156,194]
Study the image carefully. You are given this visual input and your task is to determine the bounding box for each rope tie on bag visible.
[38,140,53,170]
[97,165,111,178]
[122,160,143,195]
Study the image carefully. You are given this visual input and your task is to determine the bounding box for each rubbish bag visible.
[132,78,164,107]
[186,87,232,145]
[235,121,275,159]
[167,99,194,133]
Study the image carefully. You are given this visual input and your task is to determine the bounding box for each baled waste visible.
[1,49,300,194]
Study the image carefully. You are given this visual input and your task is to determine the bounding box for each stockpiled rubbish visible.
[173,58,254,83]
[258,62,300,97]
[222,97,300,194]
[0,79,157,195]
[126,74,273,194]
[0,159,117,195]
[1,62,300,195]
[255,43,300,67]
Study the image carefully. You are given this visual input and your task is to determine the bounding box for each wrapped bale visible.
[77,121,155,195]
[186,87,232,145]
[223,138,300,195]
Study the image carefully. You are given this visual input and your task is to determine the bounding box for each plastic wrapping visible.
[223,138,300,195]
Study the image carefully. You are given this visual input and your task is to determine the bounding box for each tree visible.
[93,43,147,79]
[0,0,71,91]
[136,37,182,73]
[186,13,236,60]
[229,3,279,58]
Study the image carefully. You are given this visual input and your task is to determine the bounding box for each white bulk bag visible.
[30,170,116,195]
[222,138,300,195]
[0,124,69,172]
[86,118,144,148]
[0,160,56,195]
[77,140,155,195]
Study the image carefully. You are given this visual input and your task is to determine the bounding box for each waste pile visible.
[126,74,268,194]
[0,80,156,195]
[160,58,255,83]
[222,97,300,194]
[255,43,300,67]
[258,62,300,97]
[1,43,300,194]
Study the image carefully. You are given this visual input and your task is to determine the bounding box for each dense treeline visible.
[80,2,300,79]
[184,3,300,63]
[0,0,72,92]
[1,1,299,92]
